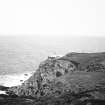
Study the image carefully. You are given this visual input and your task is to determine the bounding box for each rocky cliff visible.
[8,56,77,97]
[7,52,105,105]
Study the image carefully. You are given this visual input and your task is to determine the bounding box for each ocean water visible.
[0,36,65,87]
[0,35,105,87]
[0,72,33,87]
[0,36,66,75]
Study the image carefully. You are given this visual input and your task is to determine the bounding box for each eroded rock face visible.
[8,56,77,97]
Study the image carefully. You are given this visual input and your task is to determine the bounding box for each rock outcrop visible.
[7,52,105,105]
[8,56,77,97]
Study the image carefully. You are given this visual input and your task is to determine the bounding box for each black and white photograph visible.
[0,0,105,105]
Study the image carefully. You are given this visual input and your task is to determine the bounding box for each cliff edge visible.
[7,52,105,105]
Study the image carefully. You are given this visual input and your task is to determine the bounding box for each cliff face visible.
[7,52,105,102]
[8,56,77,97]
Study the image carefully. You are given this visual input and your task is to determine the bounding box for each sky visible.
[0,0,105,56]
[0,0,105,36]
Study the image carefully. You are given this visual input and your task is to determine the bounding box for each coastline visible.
[0,72,33,87]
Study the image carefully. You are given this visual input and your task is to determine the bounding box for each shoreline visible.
[0,71,33,87]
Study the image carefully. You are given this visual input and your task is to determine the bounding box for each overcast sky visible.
[0,0,105,53]
[0,0,105,37]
